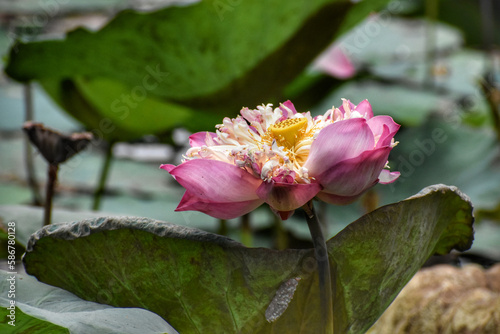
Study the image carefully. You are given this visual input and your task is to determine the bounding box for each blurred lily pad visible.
[338,17,462,66]
[406,0,500,47]
[24,185,473,333]
[378,116,500,211]
[0,0,123,14]
[313,79,446,126]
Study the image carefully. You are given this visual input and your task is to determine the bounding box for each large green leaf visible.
[23,185,473,333]
[0,269,178,334]
[4,0,392,139]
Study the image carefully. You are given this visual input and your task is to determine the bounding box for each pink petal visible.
[354,99,373,119]
[367,116,400,148]
[378,170,400,184]
[160,164,175,173]
[313,44,356,79]
[189,132,217,147]
[162,160,261,202]
[280,100,298,115]
[315,147,392,197]
[256,181,321,212]
[176,191,263,220]
[338,100,356,115]
[304,118,375,177]
[270,208,295,220]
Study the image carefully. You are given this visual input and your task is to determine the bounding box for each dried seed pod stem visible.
[43,164,58,226]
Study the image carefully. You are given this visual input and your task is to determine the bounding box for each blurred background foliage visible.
[0,0,499,264]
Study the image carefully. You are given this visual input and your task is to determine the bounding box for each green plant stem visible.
[274,213,288,250]
[479,78,500,142]
[240,213,252,246]
[425,0,438,88]
[217,219,228,236]
[44,163,59,226]
[24,83,43,206]
[92,141,114,211]
[303,200,333,333]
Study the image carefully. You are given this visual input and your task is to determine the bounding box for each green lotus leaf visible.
[4,0,392,139]
[0,306,68,334]
[23,184,473,333]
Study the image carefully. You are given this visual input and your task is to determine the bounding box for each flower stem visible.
[240,213,252,246]
[303,200,333,333]
[24,83,43,206]
[44,163,59,226]
[274,214,288,250]
[92,141,114,211]
[424,0,438,88]
[217,219,228,236]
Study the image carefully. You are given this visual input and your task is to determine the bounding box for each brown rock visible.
[367,264,500,334]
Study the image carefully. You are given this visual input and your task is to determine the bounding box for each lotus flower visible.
[161,99,400,220]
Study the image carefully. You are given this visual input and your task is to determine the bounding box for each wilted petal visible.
[189,132,217,147]
[316,147,392,197]
[161,160,261,202]
[256,182,321,213]
[304,118,375,177]
[176,191,263,220]
[378,169,400,184]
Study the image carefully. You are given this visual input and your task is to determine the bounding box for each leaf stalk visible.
[303,200,333,333]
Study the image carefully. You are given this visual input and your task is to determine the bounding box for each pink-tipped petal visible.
[164,159,261,202]
[354,99,373,119]
[315,147,392,197]
[160,164,176,173]
[378,170,400,184]
[338,99,356,115]
[367,116,400,148]
[176,191,263,220]
[256,182,321,212]
[304,118,375,177]
[189,132,217,147]
[280,100,298,115]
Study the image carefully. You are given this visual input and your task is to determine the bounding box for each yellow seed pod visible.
[269,118,308,148]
